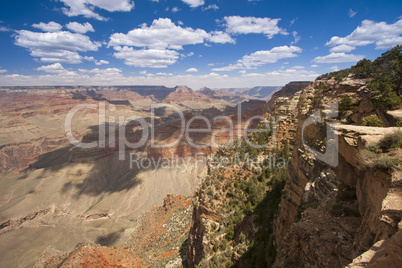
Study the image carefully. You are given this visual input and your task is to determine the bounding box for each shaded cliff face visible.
[264,81,311,112]
[185,74,401,268]
[273,77,402,267]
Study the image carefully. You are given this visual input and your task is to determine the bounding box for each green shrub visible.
[225,261,233,268]
[373,156,400,170]
[367,143,382,154]
[226,225,234,240]
[239,232,246,243]
[220,239,227,251]
[212,242,219,252]
[362,115,383,127]
[379,130,402,151]
[339,95,356,119]
[207,189,213,196]
[320,46,402,111]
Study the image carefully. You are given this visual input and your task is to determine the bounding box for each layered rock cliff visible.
[186,49,402,267]
[273,77,402,267]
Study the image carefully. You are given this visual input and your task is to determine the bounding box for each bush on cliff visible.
[319,45,402,111]
[361,115,383,127]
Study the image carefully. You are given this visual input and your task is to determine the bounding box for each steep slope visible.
[186,47,402,268]
[273,47,402,267]
[264,81,311,111]
[33,194,193,267]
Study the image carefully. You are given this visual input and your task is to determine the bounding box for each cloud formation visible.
[224,16,288,38]
[36,63,68,73]
[185,67,198,72]
[32,22,62,32]
[290,31,300,44]
[108,18,234,67]
[348,9,357,18]
[329,44,355,53]
[0,26,11,32]
[112,46,180,68]
[213,46,302,71]
[326,19,402,50]
[109,18,211,49]
[181,0,204,8]
[202,4,219,11]
[83,56,109,65]
[313,52,364,63]
[0,68,319,89]
[15,30,101,64]
[66,22,95,34]
[59,0,135,20]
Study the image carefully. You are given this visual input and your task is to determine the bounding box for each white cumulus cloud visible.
[36,63,67,73]
[186,68,198,72]
[83,56,109,65]
[313,52,364,63]
[329,44,355,53]
[213,46,302,71]
[224,16,288,38]
[108,18,210,50]
[326,19,402,50]
[32,22,62,32]
[15,30,101,64]
[330,66,340,71]
[202,4,219,11]
[181,0,204,8]
[108,18,234,67]
[59,0,135,20]
[78,67,121,74]
[207,31,235,44]
[112,46,179,68]
[66,22,94,34]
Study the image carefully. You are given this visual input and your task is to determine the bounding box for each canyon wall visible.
[273,78,402,267]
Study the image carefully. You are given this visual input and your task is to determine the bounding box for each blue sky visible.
[0,0,401,89]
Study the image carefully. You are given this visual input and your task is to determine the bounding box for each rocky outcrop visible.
[163,86,217,104]
[187,189,222,267]
[0,208,53,235]
[272,78,402,267]
[33,194,194,267]
[265,81,311,111]
[0,136,69,173]
[347,224,402,267]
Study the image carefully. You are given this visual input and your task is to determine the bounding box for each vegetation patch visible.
[373,156,400,170]
[319,45,402,111]
[362,130,402,171]
[361,115,383,127]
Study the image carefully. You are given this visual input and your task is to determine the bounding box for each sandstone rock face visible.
[187,189,222,267]
[265,81,311,111]
[272,77,402,267]
[347,223,402,268]
[163,86,217,104]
